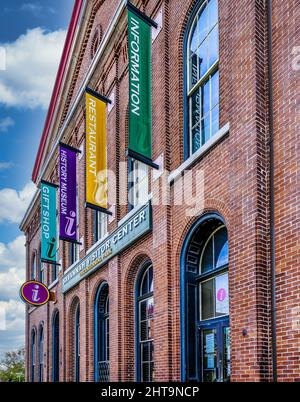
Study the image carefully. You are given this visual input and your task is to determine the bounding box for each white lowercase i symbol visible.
[65,211,76,236]
[32,285,40,302]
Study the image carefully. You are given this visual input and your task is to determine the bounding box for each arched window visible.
[38,326,44,382]
[38,244,44,283]
[181,214,230,382]
[31,252,37,280]
[75,305,80,382]
[136,264,154,382]
[31,329,36,382]
[52,311,59,382]
[186,0,219,156]
[94,283,109,382]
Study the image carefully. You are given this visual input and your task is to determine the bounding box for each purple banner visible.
[59,145,77,242]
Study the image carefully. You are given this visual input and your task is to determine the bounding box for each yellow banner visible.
[85,92,108,210]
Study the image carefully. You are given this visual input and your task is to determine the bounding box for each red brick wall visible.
[272,0,300,382]
[23,0,299,382]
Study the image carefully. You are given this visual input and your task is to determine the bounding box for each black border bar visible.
[126,148,159,170]
[59,142,82,154]
[85,202,113,216]
[85,87,112,104]
[41,180,59,188]
[59,236,83,245]
[41,259,61,266]
[127,1,158,28]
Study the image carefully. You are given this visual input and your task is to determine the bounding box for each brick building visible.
[20,0,300,382]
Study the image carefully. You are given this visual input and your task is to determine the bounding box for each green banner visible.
[41,181,57,264]
[128,9,152,161]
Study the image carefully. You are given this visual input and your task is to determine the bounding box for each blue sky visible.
[0,1,74,358]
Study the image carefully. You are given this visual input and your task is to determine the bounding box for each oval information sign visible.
[20,281,50,306]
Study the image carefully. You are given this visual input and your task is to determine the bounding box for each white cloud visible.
[0,162,13,171]
[0,181,36,224]
[0,27,66,109]
[0,237,26,356]
[0,300,25,357]
[0,117,15,132]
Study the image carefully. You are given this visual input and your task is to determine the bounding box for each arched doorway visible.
[52,311,59,382]
[94,282,109,382]
[181,213,230,382]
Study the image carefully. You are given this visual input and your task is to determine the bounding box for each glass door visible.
[199,319,230,382]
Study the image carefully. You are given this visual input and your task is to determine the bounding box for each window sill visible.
[168,122,230,184]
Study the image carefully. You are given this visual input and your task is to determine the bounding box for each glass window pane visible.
[141,270,148,296]
[149,362,154,381]
[223,326,231,380]
[208,25,219,68]
[211,70,219,108]
[201,278,214,320]
[197,40,208,78]
[201,79,210,117]
[215,227,228,268]
[197,3,208,45]
[142,362,150,382]
[191,88,201,127]
[202,328,217,382]
[190,18,198,54]
[142,342,150,362]
[140,300,147,321]
[140,321,148,341]
[211,105,219,137]
[215,273,229,316]
[201,236,214,273]
[190,53,199,88]
[192,124,201,154]
[208,0,218,29]
[147,297,154,319]
[201,114,211,146]
[149,268,153,293]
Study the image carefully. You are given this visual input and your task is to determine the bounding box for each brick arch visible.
[67,296,80,382]
[58,0,106,131]
[90,24,103,60]
[175,199,232,265]
[122,253,153,381]
[88,276,108,381]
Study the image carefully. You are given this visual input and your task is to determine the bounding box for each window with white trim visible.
[129,159,149,209]
[187,0,219,155]
[94,211,108,243]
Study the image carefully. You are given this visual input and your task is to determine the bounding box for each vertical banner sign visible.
[85,91,108,211]
[59,144,77,242]
[128,7,153,163]
[41,181,57,264]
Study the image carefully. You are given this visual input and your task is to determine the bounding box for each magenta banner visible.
[59,144,77,242]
